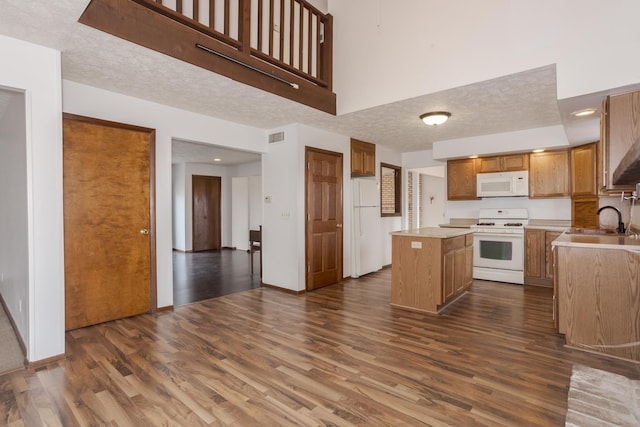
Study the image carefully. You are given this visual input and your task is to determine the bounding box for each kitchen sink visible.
[565,227,619,235]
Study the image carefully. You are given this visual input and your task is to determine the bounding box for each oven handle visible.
[473,232,524,239]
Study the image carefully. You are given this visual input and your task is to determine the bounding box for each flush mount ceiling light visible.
[571,108,597,117]
[420,111,451,126]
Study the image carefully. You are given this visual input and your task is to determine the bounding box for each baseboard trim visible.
[27,353,66,370]
[222,246,236,250]
[156,305,174,313]
[0,292,27,360]
[172,248,193,253]
[261,283,306,295]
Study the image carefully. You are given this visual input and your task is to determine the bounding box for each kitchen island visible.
[552,232,640,362]
[390,227,473,314]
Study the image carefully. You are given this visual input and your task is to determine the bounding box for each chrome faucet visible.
[597,205,626,234]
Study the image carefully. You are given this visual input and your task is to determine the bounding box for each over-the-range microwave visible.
[476,170,529,197]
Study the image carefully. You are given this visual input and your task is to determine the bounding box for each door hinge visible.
[307,265,311,272]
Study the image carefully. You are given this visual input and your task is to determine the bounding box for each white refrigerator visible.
[351,179,382,278]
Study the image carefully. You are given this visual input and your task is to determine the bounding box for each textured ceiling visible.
[0,0,603,161]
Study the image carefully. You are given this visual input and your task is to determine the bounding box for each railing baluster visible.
[240,0,250,52]
[257,0,263,52]
[224,0,230,35]
[209,0,215,29]
[307,9,312,74]
[289,0,294,66]
[268,0,274,57]
[193,0,199,22]
[279,0,284,61]
[315,12,320,78]
[176,0,182,14]
[298,0,303,71]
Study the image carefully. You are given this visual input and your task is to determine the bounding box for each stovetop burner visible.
[477,222,496,226]
[504,222,523,227]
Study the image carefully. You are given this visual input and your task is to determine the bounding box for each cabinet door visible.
[447,158,478,200]
[524,229,544,280]
[571,143,597,196]
[464,239,473,288]
[454,247,466,293]
[602,92,640,191]
[351,138,376,177]
[443,250,456,301]
[363,149,376,176]
[351,148,364,175]
[544,231,561,281]
[529,150,570,198]
[502,154,529,171]
[478,156,502,173]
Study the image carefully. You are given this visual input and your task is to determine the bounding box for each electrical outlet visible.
[411,241,422,249]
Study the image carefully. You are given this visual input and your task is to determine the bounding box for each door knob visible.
[140,228,149,235]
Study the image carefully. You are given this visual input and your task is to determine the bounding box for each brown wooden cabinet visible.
[556,244,640,362]
[524,228,561,286]
[447,158,478,200]
[600,92,639,192]
[529,150,570,198]
[477,154,529,173]
[570,142,599,228]
[350,138,375,177]
[571,142,597,196]
[391,232,473,313]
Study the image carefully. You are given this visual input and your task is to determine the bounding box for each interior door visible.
[305,147,343,291]
[192,175,221,251]
[63,114,156,331]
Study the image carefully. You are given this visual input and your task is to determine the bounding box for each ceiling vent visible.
[268,131,285,143]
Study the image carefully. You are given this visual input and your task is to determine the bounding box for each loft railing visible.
[134,0,332,90]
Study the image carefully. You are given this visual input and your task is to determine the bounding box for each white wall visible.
[433,126,569,160]
[329,0,640,114]
[231,177,250,250]
[172,163,186,249]
[0,90,29,346]
[63,80,267,308]
[0,35,64,362]
[421,175,446,227]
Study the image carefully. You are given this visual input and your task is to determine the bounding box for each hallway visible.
[172,249,262,306]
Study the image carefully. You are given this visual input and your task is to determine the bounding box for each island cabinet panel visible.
[391,232,473,313]
[524,229,561,286]
[391,236,443,312]
[556,245,640,362]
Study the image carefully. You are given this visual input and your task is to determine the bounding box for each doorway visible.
[63,114,156,330]
[408,166,446,229]
[192,175,221,251]
[305,147,344,291]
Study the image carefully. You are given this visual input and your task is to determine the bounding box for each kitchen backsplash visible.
[445,197,571,221]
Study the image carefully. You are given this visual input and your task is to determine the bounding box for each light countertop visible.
[552,232,640,250]
[525,219,571,232]
[390,227,473,239]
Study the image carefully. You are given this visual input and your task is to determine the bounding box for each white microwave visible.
[476,171,529,197]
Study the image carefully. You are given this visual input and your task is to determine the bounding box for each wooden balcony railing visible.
[133,0,333,91]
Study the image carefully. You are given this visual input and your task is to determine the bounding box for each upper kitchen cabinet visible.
[570,142,597,196]
[477,154,529,173]
[447,158,478,200]
[351,138,376,177]
[529,150,570,198]
[600,91,639,192]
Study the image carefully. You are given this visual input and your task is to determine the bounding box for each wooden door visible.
[305,147,343,291]
[192,175,221,251]
[63,114,155,331]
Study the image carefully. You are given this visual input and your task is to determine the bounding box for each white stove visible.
[471,208,528,285]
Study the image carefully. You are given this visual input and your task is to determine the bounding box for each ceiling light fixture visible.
[213,158,222,162]
[532,149,545,153]
[420,111,451,126]
[571,108,596,117]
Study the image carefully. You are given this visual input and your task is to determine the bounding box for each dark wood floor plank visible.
[2,270,640,425]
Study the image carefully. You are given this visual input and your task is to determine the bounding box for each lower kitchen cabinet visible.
[524,228,562,286]
[391,230,473,313]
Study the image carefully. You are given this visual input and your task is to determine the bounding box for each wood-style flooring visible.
[173,249,262,306]
[1,269,639,426]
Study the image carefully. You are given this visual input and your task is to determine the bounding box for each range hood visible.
[613,138,640,184]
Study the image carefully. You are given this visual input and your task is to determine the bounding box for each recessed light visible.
[571,108,596,117]
[532,149,545,153]
[469,155,478,159]
[213,158,222,162]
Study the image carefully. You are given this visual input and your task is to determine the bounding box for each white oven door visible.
[473,232,523,271]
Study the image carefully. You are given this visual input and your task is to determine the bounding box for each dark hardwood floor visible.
[173,249,262,306]
[1,270,639,426]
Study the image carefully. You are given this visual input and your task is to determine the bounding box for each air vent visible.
[268,131,285,143]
